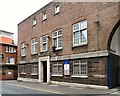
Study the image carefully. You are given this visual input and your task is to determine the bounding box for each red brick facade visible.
[18,2,120,88]
[0,30,18,80]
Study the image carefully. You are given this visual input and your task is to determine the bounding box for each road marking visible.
[5,82,68,95]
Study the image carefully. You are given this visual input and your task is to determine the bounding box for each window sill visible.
[42,19,47,22]
[54,12,60,15]
[71,75,88,78]
[72,43,88,48]
[21,73,26,75]
[31,73,38,75]
[21,55,26,57]
[31,53,38,55]
[51,74,63,77]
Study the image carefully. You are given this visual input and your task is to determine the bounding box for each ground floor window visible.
[31,64,38,75]
[52,62,63,76]
[73,60,87,76]
[21,65,26,74]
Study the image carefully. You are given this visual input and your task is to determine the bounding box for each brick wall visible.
[18,2,119,62]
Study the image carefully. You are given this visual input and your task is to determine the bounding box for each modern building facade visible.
[18,2,120,88]
[0,30,17,80]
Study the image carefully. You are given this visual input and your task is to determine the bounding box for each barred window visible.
[73,60,87,76]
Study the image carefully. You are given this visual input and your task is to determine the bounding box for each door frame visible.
[38,56,50,83]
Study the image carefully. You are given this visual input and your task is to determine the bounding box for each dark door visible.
[43,61,47,82]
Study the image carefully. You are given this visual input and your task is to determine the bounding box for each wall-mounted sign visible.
[64,60,70,75]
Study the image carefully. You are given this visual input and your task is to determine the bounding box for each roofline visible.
[18,1,54,25]
[0,30,14,34]
[0,42,17,47]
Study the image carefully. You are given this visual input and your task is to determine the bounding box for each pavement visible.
[1,80,120,95]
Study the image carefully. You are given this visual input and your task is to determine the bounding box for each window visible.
[6,57,14,64]
[40,35,48,52]
[43,12,47,21]
[73,20,87,46]
[5,46,14,53]
[55,4,60,14]
[21,65,26,74]
[73,60,87,76]
[0,54,4,60]
[52,30,62,50]
[21,42,26,56]
[31,64,38,75]
[31,38,38,54]
[33,18,37,26]
[52,62,63,76]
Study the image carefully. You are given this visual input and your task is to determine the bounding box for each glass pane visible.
[73,23,79,31]
[42,36,47,43]
[80,30,87,43]
[80,20,87,30]
[58,37,62,48]
[73,65,79,75]
[53,38,57,47]
[43,44,47,51]
[74,31,80,45]
[58,30,62,35]
[53,32,57,37]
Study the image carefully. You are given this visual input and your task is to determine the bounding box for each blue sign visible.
[64,60,70,65]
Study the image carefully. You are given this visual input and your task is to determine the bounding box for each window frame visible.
[42,12,47,21]
[40,35,48,52]
[72,60,88,78]
[6,57,15,65]
[21,42,26,56]
[54,4,60,14]
[73,20,88,47]
[31,64,38,75]
[52,62,63,76]
[32,18,37,26]
[52,29,62,50]
[31,38,38,54]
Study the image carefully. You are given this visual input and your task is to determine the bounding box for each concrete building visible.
[0,30,17,80]
[18,2,120,88]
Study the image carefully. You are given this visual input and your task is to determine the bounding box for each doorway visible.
[43,61,47,83]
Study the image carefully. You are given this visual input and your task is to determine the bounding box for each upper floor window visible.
[73,20,87,47]
[43,12,47,21]
[40,35,48,52]
[6,57,14,65]
[73,60,87,76]
[0,54,4,60]
[52,30,62,50]
[32,18,37,26]
[5,46,14,53]
[31,38,38,54]
[21,42,26,56]
[55,4,60,14]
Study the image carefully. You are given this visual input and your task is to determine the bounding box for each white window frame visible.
[40,35,48,52]
[73,20,88,47]
[5,46,14,53]
[21,42,26,56]
[31,64,38,75]
[33,18,37,26]
[52,62,63,76]
[31,38,38,54]
[43,12,47,21]
[52,30,62,50]
[55,4,60,14]
[6,57,15,65]
[72,60,88,77]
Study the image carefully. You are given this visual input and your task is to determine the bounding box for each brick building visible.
[0,30,17,80]
[18,2,120,88]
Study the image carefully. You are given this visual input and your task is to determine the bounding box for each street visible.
[0,81,120,96]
